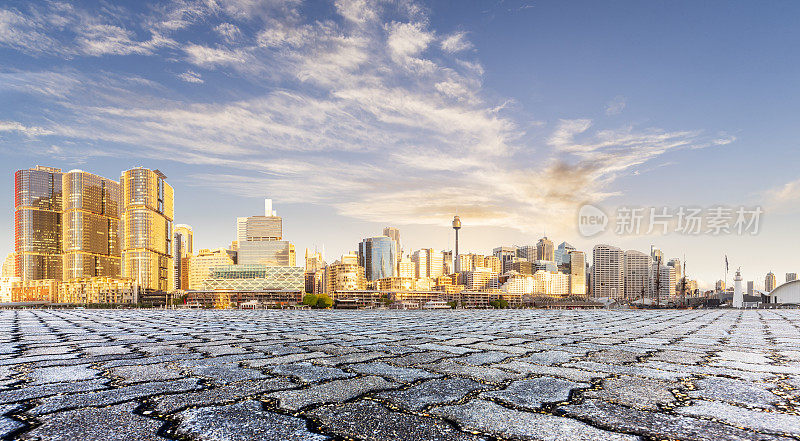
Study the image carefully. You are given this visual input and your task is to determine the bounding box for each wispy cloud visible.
[441,31,473,53]
[177,70,204,83]
[0,0,732,236]
[605,95,626,115]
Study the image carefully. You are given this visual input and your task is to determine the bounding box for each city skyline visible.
[2,0,800,289]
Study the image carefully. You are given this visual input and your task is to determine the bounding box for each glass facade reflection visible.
[358,236,397,281]
[120,168,174,294]
[62,170,121,279]
[14,166,63,280]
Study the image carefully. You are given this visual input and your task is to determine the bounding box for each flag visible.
[725,255,729,273]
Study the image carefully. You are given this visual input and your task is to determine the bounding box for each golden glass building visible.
[120,168,174,299]
[174,224,193,290]
[62,170,121,280]
[14,166,63,281]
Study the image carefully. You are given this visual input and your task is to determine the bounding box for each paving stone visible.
[0,404,24,438]
[28,364,100,384]
[175,400,325,440]
[676,400,800,436]
[268,376,396,411]
[268,362,355,383]
[690,376,782,409]
[309,399,481,441]
[480,376,588,409]
[0,379,110,405]
[108,363,183,384]
[22,401,165,440]
[495,360,606,382]
[455,351,513,366]
[346,361,440,383]
[421,360,521,383]
[153,378,297,414]
[384,351,457,367]
[432,399,638,441]
[517,350,577,365]
[30,378,201,415]
[376,378,488,411]
[559,399,791,441]
[587,349,641,364]
[584,375,677,410]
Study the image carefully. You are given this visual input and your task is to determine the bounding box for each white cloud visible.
[0,0,733,237]
[214,23,241,43]
[605,95,626,115]
[177,70,204,83]
[441,31,472,53]
[387,21,434,64]
[0,121,54,136]
[184,44,249,67]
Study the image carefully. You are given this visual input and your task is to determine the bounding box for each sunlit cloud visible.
[0,0,731,237]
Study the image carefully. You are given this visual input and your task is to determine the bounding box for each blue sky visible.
[1,0,799,289]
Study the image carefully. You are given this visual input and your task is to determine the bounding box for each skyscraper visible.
[568,250,587,296]
[787,273,798,283]
[554,242,576,265]
[452,216,461,272]
[235,199,296,267]
[412,248,444,279]
[623,250,651,300]
[120,167,174,298]
[765,272,776,292]
[359,236,397,281]
[537,236,554,262]
[174,224,193,290]
[14,166,64,280]
[592,244,624,299]
[61,170,121,280]
[493,246,517,272]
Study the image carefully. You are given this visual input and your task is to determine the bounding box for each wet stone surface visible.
[2,309,800,440]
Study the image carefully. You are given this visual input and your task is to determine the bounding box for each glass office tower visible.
[120,167,174,298]
[14,166,63,280]
[62,170,121,279]
[358,236,397,281]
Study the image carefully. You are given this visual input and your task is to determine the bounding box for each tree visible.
[316,294,333,309]
[302,294,318,307]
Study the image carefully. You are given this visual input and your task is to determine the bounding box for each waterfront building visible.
[536,236,555,262]
[189,248,236,290]
[174,224,193,290]
[14,166,63,280]
[120,167,174,299]
[442,250,453,274]
[765,272,777,292]
[359,236,397,281]
[0,277,20,302]
[493,246,518,272]
[484,256,502,274]
[411,248,442,279]
[238,241,296,267]
[1,253,16,278]
[592,244,624,299]
[61,170,121,280]
[324,253,367,293]
[465,267,495,291]
[237,199,282,242]
[457,253,474,273]
[568,250,587,296]
[58,277,135,304]
[555,242,576,266]
[398,256,415,279]
[653,264,677,302]
[623,250,651,300]
[516,245,536,261]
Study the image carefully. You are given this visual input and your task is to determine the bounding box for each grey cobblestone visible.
[2,309,800,441]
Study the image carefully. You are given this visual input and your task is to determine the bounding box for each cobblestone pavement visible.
[1,309,799,440]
